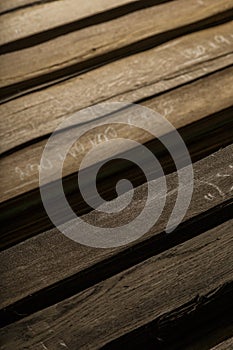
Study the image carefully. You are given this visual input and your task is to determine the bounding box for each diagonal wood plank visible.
[1,105,232,251]
[0,0,52,15]
[1,67,232,202]
[1,2,232,348]
[1,218,232,349]
[1,21,233,151]
[102,284,233,349]
[1,145,232,317]
[1,0,232,91]
[0,0,164,46]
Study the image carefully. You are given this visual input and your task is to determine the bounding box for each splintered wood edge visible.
[1,0,232,88]
[1,219,232,349]
[0,144,232,310]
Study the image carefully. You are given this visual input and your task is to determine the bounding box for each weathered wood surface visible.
[1,106,232,251]
[0,0,145,46]
[1,145,232,314]
[1,66,232,203]
[0,0,48,15]
[1,21,233,149]
[1,0,232,91]
[1,219,232,349]
[0,1,233,348]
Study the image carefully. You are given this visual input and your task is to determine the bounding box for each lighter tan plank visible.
[1,21,233,154]
[0,0,142,45]
[0,0,40,14]
[1,0,232,88]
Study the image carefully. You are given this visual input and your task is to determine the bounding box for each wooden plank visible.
[1,145,232,313]
[0,67,232,202]
[1,0,232,91]
[0,0,44,15]
[0,0,152,46]
[1,106,232,250]
[1,21,233,152]
[1,219,232,349]
[102,286,233,349]
[1,3,232,347]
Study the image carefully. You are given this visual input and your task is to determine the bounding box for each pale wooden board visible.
[1,219,232,349]
[0,0,146,46]
[0,0,44,14]
[1,21,233,153]
[0,67,232,202]
[1,0,232,89]
[1,145,232,310]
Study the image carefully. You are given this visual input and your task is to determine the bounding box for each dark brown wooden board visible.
[1,219,232,349]
[1,104,232,252]
[1,2,233,348]
[1,145,232,322]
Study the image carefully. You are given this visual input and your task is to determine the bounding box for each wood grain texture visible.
[1,67,232,202]
[1,107,232,251]
[0,0,149,46]
[1,21,233,151]
[1,145,232,312]
[0,0,232,90]
[1,2,232,348]
[0,0,49,15]
[1,219,232,349]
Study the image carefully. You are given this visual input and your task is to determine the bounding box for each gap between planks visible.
[0,0,172,46]
[0,66,232,203]
[209,337,233,350]
[1,218,232,349]
[0,0,232,93]
[1,21,233,152]
[0,144,232,323]
[1,105,232,251]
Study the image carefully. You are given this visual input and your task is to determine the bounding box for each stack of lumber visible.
[0,0,232,349]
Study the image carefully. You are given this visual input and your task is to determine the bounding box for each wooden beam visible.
[0,0,232,91]
[0,0,41,15]
[1,67,232,202]
[1,21,233,151]
[1,219,232,349]
[1,145,232,317]
[0,0,158,46]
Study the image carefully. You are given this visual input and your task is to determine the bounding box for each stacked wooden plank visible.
[0,0,233,349]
